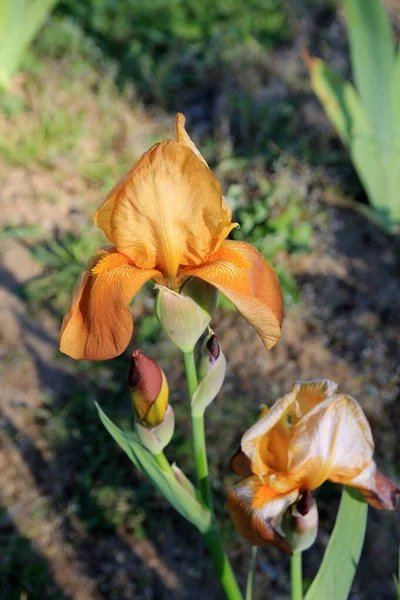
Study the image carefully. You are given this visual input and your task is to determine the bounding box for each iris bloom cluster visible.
[60,114,398,594]
[60,114,283,361]
[228,380,399,552]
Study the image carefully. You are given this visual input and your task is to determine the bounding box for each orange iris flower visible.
[227,380,399,553]
[60,114,283,360]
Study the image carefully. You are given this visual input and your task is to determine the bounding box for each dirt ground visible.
[1,3,400,600]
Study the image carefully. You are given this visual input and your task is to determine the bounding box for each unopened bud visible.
[197,332,221,380]
[155,278,217,353]
[192,332,226,417]
[129,350,169,427]
[135,405,175,454]
[281,490,318,552]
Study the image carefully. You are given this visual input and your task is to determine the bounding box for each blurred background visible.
[0,0,399,598]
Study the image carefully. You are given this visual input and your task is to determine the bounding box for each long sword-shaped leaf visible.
[345,0,395,157]
[95,402,212,534]
[0,0,58,88]
[387,46,400,226]
[306,54,388,216]
[305,487,367,600]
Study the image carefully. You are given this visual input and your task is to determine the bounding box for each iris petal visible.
[60,248,161,360]
[94,139,231,285]
[183,240,283,350]
[287,394,374,490]
[227,476,298,552]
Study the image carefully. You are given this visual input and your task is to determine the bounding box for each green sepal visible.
[95,402,212,534]
[305,487,367,600]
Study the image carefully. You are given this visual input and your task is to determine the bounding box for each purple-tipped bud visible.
[129,350,169,428]
[207,334,220,361]
[192,331,226,417]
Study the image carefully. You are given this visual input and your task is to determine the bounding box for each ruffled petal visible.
[291,380,338,423]
[60,248,161,360]
[241,392,297,480]
[287,394,375,491]
[227,476,298,552]
[182,240,283,350]
[340,462,400,510]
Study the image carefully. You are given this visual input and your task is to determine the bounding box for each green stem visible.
[202,525,243,600]
[154,451,174,475]
[291,551,303,600]
[245,546,258,600]
[192,414,214,511]
[183,351,213,510]
[183,350,198,397]
[183,350,243,600]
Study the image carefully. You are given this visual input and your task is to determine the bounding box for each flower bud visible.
[128,350,169,427]
[155,278,217,353]
[191,332,226,417]
[281,490,318,552]
[135,405,175,455]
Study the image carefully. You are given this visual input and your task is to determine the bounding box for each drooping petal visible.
[287,394,375,491]
[94,139,232,285]
[339,461,400,510]
[182,240,284,350]
[227,476,298,552]
[60,248,161,360]
[230,448,253,478]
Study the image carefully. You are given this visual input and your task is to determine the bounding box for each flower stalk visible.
[183,350,214,511]
[153,451,175,475]
[183,349,242,600]
[291,552,303,600]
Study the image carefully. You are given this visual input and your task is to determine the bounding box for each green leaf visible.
[0,0,59,88]
[305,487,367,600]
[95,402,212,534]
[306,56,387,215]
[344,0,395,157]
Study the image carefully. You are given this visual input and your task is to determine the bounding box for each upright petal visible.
[182,240,284,350]
[94,143,160,243]
[287,394,375,491]
[292,380,338,419]
[227,476,298,552]
[174,113,236,251]
[94,140,230,285]
[241,392,298,478]
[175,113,208,166]
[60,248,161,360]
